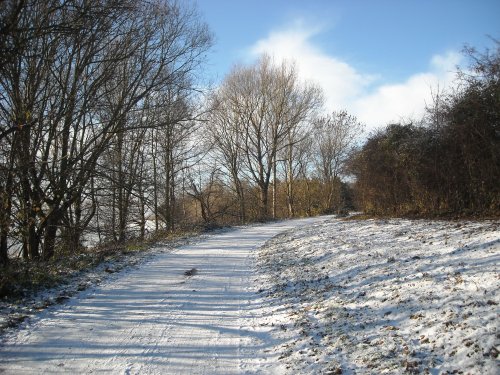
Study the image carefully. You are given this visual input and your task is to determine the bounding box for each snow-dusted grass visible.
[1,216,498,374]
[258,217,499,374]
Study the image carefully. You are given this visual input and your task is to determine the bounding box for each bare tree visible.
[313,111,363,213]
[151,88,204,231]
[210,55,322,221]
[0,0,212,260]
[206,91,247,222]
[281,126,310,217]
[279,87,323,217]
[185,161,231,226]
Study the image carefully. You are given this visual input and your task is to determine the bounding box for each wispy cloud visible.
[248,22,462,131]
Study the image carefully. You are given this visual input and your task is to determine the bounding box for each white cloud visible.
[353,72,450,129]
[353,51,461,129]
[430,50,462,72]
[250,23,372,112]
[248,22,462,132]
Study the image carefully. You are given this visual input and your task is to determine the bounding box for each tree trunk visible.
[272,159,277,219]
[0,150,15,266]
[138,178,146,240]
[152,131,159,232]
[28,224,40,260]
[199,197,208,223]
[22,239,28,259]
[327,178,341,213]
[259,185,269,221]
[286,145,295,217]
[169,168,176,230]
[67,196,83,252]
[327,182,334,212]
[0,190,8,265]
[94,180,102,244]
[305,178,312,216]
[164,148,174,231]
[287,180,295,217]
[118,194,128,242]
[0,185,13,266]
[230,165,246,223]
[236,181,246,223]
[42,216,59,260]
[111,185,117,241]
[0,234,7,266]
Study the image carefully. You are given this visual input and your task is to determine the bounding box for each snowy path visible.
[0,217,324,374]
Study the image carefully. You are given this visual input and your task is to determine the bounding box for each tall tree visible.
[210,55,322,220]
[0,0,212,260]
[312,111,363,213]
[206,90,247,222]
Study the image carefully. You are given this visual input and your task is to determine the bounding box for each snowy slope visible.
[0,217,325,374]
[1,216,498,374]
[257,217,499,374]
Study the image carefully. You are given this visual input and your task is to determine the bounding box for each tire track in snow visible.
[0,217,326,374]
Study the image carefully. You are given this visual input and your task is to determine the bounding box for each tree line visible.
[0,0,363,267]
[1,1,498,269]
[350,42,499,217]
[0,0,213,265]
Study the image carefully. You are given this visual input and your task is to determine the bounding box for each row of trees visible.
[208,56,320,221]
[0,1,364,266]
[193,56,362,224]
[0,0,213,264]
[2,1,496,267]
[351,42,499,217]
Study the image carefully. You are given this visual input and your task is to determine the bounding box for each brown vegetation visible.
[350,41,499,218]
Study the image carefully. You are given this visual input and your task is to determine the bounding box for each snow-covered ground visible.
[0,217,323,374]
[0,216,498,374]
[0,231,202,333]
[257,217,499,374]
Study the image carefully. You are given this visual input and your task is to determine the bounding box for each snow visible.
[0,232,201,332]
[0,217,323,374]
[0,216,498,374]
[257,217,499,374]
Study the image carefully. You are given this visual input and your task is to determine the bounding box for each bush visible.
[350,41,500,218]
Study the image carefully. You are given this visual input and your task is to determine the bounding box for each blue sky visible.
[196,0,499,129]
